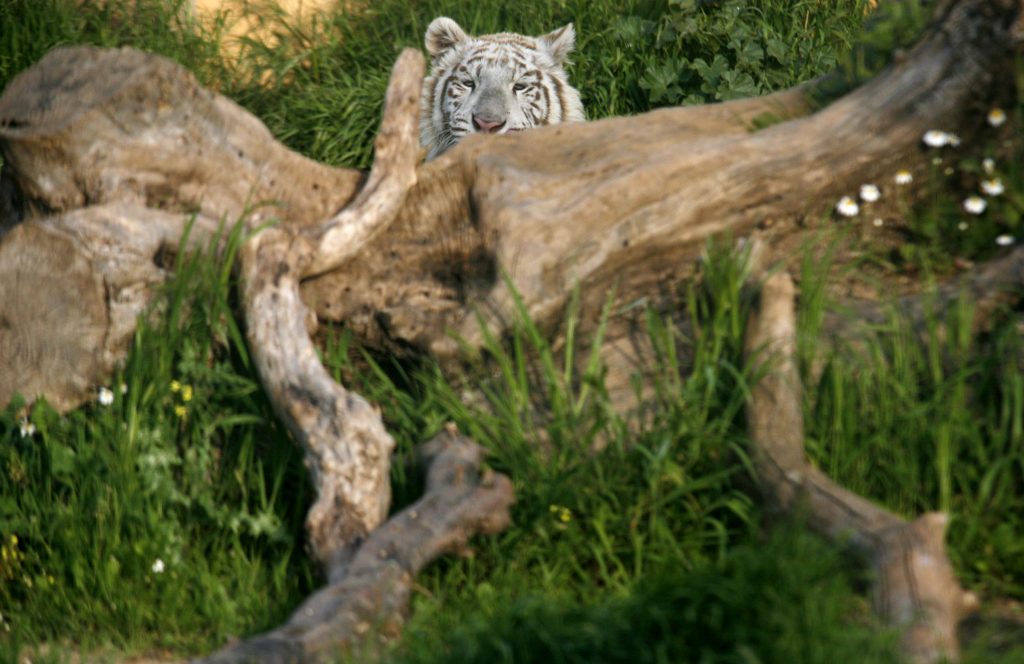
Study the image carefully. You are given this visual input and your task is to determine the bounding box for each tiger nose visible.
[473,115,506,133]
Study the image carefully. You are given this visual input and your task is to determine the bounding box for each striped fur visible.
[420,17,585,160]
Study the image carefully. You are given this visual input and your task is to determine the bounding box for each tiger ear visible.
[425,17,469,59]
[539,23,576,66]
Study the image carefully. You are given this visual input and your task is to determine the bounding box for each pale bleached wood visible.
[301,49,422,278]
[300,0,1024,363]
[197,428,514,664]
[744,269,979,662]
[0,204,220,411]
[236,49,426,568]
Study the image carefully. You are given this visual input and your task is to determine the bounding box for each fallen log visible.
[1,0,1020,413]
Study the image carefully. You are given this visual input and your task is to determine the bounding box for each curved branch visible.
[198,428,514,664]
[238,50,424,568]
[301,49,423,279]
[744,269,978,662]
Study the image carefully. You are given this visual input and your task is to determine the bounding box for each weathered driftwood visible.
[236,48,425,567]
[0,0,1019,412]
[199,428,514,664]
[744,267,979,662]
[0,0,1021,661]
[0,203,221,411]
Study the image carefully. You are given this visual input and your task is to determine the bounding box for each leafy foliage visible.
[620,0,870,106]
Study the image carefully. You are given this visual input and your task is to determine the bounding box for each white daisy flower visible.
[859,184,881,202]
[152,558,166,574]
[894,169,913,185]
[98,387,115,406]
[982,158,996,175]
[988,108,1007,128]
[836,196,859,217]
[996,234,1015,246]
[947,133,961,147]
[943,167,955,176]
[18,418,36,438]
[120,383,128,394]
[957,221,969,231]
[963,196,987,215]
[981,178,1005,196]
[872,218,884,227]
[922,130,949,147]
[932,156,943,166]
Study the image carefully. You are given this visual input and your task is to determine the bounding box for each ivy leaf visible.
[640,59,687,104]
[718,70,760,100]
[692,54,730,94]
[731,38,763,67]
[765,36,789,63]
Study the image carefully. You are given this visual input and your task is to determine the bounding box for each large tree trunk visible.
[1,0,1022,660]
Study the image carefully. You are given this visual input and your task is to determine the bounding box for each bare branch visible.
[301,49,424,279]
[197,428,514,664]
[744,268,979,662]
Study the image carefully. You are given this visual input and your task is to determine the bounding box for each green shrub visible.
[619,0,870,106]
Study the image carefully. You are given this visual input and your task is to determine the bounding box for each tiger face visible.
[420,17,585,160]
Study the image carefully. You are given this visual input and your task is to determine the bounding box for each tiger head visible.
[420,17,585,160]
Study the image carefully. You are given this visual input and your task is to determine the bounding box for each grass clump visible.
[387,526,900,664]
[0,224,316,656]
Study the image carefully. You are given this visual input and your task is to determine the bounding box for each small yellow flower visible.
[174,405,188,418]
[181,385,193,402]
[170,380,181,392]
[549,504,572,523]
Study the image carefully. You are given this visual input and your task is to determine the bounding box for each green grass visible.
[2,0,1024,661]
[1,223,317,656]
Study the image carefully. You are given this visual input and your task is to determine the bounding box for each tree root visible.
[198,427,514,664]
[744,268,979,662]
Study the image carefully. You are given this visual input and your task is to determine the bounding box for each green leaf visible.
[718,70,760,100]
[48,441,76,478]
[692,54,730,93]
[765,36,788,63]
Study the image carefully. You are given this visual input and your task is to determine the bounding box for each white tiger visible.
[420,17,585,160]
